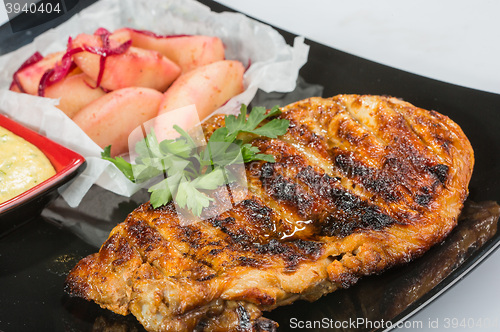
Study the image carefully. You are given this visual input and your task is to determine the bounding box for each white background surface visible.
[216,0,500,95]
[214,1,500,331]
[0,0,499,330]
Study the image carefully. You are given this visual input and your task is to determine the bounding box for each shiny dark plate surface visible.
[0,1,499,331]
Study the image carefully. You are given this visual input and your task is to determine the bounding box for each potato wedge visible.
[71,33,181,92]
[155,60,244,140]
[9,84,21,93]
[113,28,225,73]
[72,87,163,156]
[13,51,64,95]
[44,73,106,118]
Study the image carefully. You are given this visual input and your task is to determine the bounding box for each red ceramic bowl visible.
[0,113,86,234]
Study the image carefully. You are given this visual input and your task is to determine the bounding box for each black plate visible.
[0,1,499,331]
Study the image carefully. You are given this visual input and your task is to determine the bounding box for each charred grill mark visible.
[259,162,316,219]
[206,216,251,245]
[254,239,288,256]
[196,274,216,282]
[208,198,282,245]
[295,166,399,237]
[292,238,323,257]
[332,147,446,208]
[209,248,223,256]
[239,199,275,232]
[321,206,394,237]
[127,218,162,251]
[428,164,449,184]
[252,238,322,271]
[208,216,235,229]
[237,256,260,268]
[206,215,265,265]
[294,165,342,196]
[325,191,396,236]
[333,151,401,202]
[289,97,448,212]
[415,193,432,206]
[219,227,252,245]
[180,226,205,249]
[296,166,338,196]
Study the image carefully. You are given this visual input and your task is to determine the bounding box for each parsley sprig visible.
[102,104,289,216]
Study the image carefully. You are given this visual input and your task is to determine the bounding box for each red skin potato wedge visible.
[113,28,225,73]
[13,51,64,95]
[44,73,106,118]
[155,60,244,141]
[10,84,21,93]
[71,33,181,92]
[72,87,163,157]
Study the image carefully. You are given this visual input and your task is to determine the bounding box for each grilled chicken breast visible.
[65,95,474,331]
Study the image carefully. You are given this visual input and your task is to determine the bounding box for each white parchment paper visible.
[0,0,309,207]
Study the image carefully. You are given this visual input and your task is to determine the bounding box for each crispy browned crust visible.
[65,95,474,331]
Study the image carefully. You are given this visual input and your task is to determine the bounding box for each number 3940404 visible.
[443,317,498,329]
[5,1,61,14]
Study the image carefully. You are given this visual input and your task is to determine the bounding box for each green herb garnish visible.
[102,104,289,216]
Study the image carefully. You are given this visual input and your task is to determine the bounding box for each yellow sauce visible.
[0,126,56,203]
